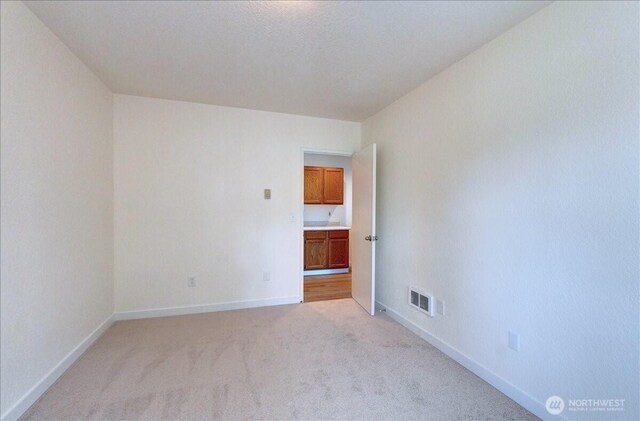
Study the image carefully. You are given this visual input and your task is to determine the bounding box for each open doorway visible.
[300,145,377,314]
[301,151,353,302]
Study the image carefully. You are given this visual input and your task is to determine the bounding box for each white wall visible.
[114,95,360,312]
[303,153,353,227]
[0,1,114,418]
[362,1,638,419]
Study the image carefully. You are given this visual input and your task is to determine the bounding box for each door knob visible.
[365,235,371,241]
[365,235,378,241]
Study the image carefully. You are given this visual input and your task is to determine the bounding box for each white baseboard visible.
[376,301,554,421]
[1,315,114,421]
[114,296,301,321]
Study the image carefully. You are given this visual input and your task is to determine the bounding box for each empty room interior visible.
[1,1,639,420]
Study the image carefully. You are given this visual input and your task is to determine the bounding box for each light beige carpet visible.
[22,299,536,420]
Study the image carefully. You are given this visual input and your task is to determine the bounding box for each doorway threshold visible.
[304,268,349,276]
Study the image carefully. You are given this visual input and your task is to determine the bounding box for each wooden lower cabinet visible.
[304,230,349,270]
[304,231,328,270]
[328,230,349,268]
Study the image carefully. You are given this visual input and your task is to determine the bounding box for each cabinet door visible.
[304,167,324,204]
[323,167,344,204]
[328,230,349,268]
[304,231,328,269]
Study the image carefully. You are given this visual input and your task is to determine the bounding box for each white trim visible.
[114,296,301,321]
[1,315,114,421]
[303,268,349,276]
[299,147,306,301]
[369,143,376,316]
[376,301,559,421]
[301,147,355,157]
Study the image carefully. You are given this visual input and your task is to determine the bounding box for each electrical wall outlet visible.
[508,331,520,352]
[264,189,271,199]
[436,299,445,316]
[187,277,196,287]
[263,271,270,282]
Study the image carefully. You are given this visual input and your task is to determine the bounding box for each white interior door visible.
[351,143,376,315]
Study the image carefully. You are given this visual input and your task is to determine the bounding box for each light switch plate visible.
[508,331,520,352]
[436,299,445,316]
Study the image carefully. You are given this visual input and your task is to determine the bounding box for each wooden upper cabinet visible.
[304,167,323,204]
[323,168,344,204]
[304,166,343,205]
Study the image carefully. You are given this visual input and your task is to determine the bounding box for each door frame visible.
[299,147,354,302]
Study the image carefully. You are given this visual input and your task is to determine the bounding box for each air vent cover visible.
[410,290,419,306]
[408,286,434,317]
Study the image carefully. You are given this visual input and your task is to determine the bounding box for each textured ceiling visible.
[25,1,550,121]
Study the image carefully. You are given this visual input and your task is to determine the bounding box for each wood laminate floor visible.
[304,271,351,302]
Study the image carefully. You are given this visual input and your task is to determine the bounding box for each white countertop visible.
[303,223,351,231]
[304,226,351,231]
